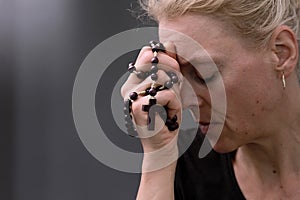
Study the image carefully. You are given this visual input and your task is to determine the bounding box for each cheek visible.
[222,68,273,134]
[224,54,278,109]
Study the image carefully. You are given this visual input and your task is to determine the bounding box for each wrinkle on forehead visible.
[158,27,226,75]
[159,15,223,57]
[159,27,210,65]
[158,14,247,71]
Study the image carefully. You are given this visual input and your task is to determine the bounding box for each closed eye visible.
[190,68,216,86]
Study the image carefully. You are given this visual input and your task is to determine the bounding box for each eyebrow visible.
[178,55,220,68]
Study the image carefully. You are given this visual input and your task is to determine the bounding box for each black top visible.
[174,129,246,200]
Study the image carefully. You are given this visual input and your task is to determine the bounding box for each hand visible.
[121,42,183,154]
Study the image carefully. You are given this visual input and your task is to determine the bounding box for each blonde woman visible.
[121,0,300,199]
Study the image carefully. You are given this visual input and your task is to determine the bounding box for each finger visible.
[130,87,181,125]
[122,41,181,98]
[155,90,182,121]
[136,46,151,61]
[163,41,177,60]
[130,93,181,139]
[135,50,180,73]
[121,52,181,98]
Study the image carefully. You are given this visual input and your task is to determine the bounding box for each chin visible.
[205,126,240,154]
[211,138,239,154]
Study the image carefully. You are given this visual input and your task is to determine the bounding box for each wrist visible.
[142,139,179,173]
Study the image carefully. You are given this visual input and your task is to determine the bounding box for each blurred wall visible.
[1,0,155,199]
[0,0,14,199]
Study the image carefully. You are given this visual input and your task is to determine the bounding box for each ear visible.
[270,25,299,78]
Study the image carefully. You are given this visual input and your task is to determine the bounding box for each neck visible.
[238,82,300,178]
[233,129,300,198]
[233,84,300,196]
[236,131,300,179]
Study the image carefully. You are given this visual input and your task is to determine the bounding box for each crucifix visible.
[142,98,157,130]
[142,98,167,131]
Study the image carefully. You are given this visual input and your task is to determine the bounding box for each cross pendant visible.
[142,98,157,130]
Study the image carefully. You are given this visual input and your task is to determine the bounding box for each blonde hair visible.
[139,0,300,75]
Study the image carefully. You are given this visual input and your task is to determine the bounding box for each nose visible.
[180,79,204,109]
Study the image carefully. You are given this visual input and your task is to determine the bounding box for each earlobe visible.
[271,26,299,77]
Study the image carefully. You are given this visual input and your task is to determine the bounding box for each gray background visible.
[0,0,156,199]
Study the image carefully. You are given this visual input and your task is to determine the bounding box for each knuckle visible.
[139,51,153,64]
[166,58,180,72]
[166,91,182,109]
[120,84,128,98]
[157,55,180,72]
[140,46,151,54]
[137,47,181,73]
[131,99,145,116]
[168,90,178,99]
[136,47,152,63]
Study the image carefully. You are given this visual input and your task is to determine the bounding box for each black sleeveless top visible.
[174,129,246,200]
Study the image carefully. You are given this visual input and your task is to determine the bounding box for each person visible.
[121,0,300,199]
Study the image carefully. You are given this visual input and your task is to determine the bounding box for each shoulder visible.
[175,129,245,200]
[176,128,228,181]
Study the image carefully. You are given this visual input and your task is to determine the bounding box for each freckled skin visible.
[159,14,284,153]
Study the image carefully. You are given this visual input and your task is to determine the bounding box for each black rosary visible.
[124,41,179,137]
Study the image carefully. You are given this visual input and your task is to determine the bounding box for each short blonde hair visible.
[139,0,300,75]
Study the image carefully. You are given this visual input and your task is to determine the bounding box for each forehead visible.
[159,14,227,38]
[158,14,248,66]
[158,15,228,64]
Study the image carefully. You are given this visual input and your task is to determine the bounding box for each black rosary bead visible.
[151,57,159,64]
[166,118,173,125]
[167,122,179,131]
[149,40,158,47]
[151,65,158,74]
[127,128,137,137]
[136,71,146,79]
[149,41,166,53]
[125,120,133,128]
[148,88,157,97]
[128,63,136,73]
[151,44,165,53]
[171,115,178,123]
[171,75,179,84]
[129,92,138,101]
[124,99,132,107]
[123,107,130,115]
[157,43,166,52]
[164,81,173,89]
[123,99,138,137]
[151,73,158,81]
[123,100,132,115]
[124,114,132,120]
[165,114,179,131]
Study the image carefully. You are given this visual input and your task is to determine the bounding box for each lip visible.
[199,121,210,126]
[199,121,220,135]
[199,121,209,135]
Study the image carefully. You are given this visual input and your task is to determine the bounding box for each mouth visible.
[199,121,221,135]
[199,122,210,135]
